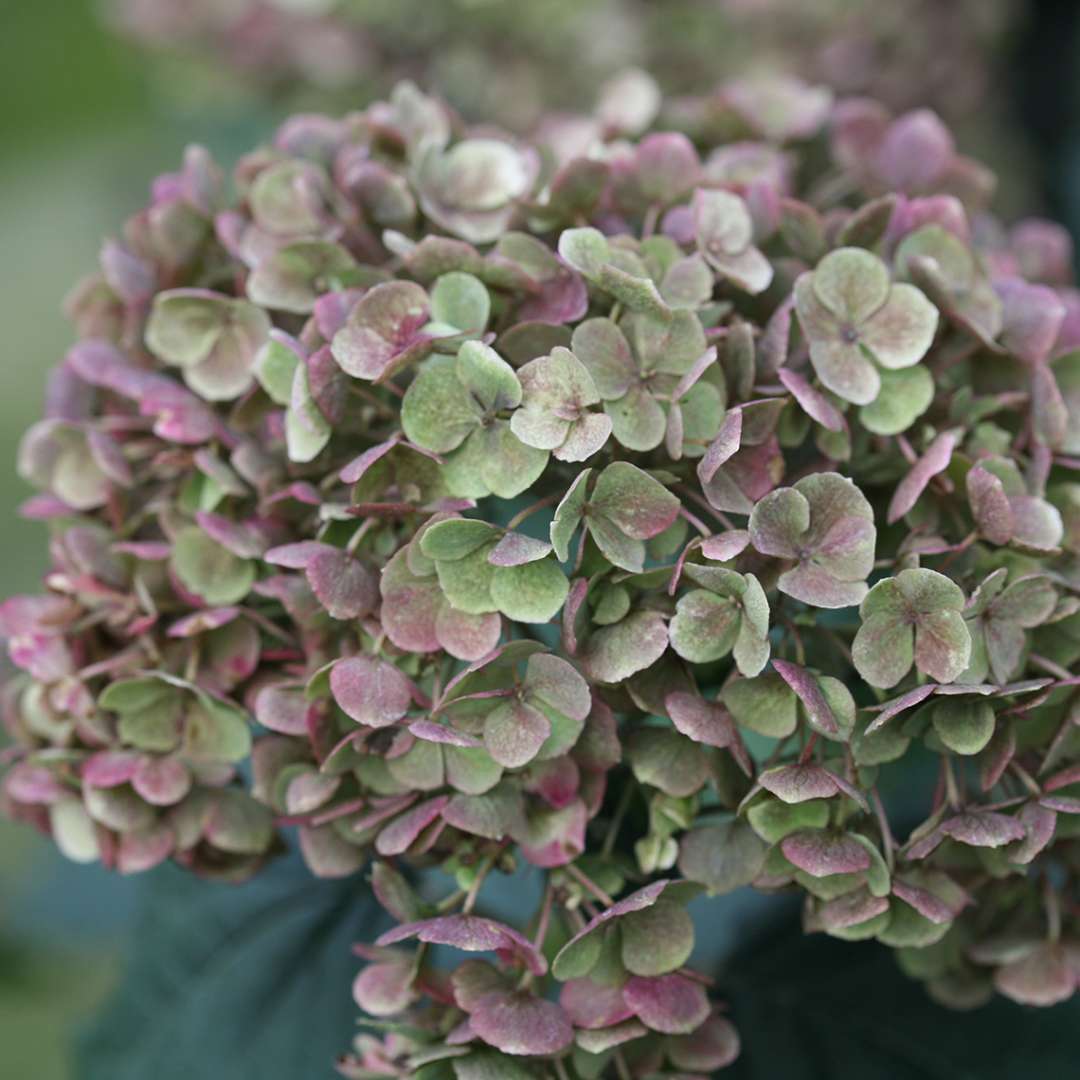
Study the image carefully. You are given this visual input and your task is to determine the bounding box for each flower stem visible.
[506,491,561,530]
[564,862,616,907]
[602,781,635,857]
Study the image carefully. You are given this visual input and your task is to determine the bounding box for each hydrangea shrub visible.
[4,73,1080,1078]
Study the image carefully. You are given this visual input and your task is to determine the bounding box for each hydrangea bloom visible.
[4,73,1080,1079]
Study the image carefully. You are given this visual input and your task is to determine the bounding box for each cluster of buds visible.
[3,70,1079,1078]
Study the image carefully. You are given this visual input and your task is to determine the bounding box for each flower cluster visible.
[4,72,1080,1079]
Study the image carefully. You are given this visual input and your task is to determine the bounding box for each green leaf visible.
[76,855,394,1080]
[719,917,1080,1080]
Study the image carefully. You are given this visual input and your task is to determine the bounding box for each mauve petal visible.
[887,430,959,524]
[781,829,872,877]
[624,973,710,1035]
[559,979,633,1030]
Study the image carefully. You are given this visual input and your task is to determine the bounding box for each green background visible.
[0,5,258,1075]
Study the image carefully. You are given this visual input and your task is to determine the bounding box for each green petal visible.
[401,356,482,453]
[580,611,669,684]
[246,241,356,314]
[694,189,753,257]
[456,340,521,412]
[285,361,331,464]
[620,900,695,977]
[678,820,767,894]
[591,462,680,540]
[670,589,741,664]
[571,318,636,399]
[859,365,934,435]
[557,226,609,277]
[434,545,498,614]
[490,559,569,623]
[477,423,550,499]
[915,610,972,684]
[606,386,667,451]
[860,283,939,370]
[722,673,798,738]
[171,525,255,606]
[550,470,591,561]
[430,272,490,334]
[145,290,226,367]
[254,336,301,405]
[812,247,889,323]
[420,518,500,561]
[852,612,915,689]
[930,699,996,755]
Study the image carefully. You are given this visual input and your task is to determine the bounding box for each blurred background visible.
[2,1,1080,1076]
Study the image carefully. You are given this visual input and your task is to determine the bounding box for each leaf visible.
[719,915,1080,1080]
[76,855,394,1080]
